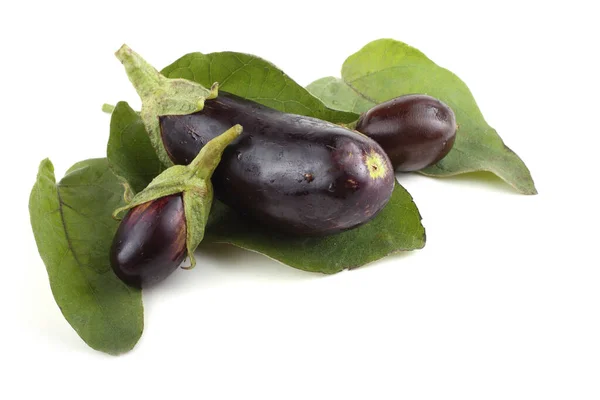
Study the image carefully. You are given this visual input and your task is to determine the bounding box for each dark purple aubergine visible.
[356,94,457,172]
[110,194,187,287]
[159,92,394,236]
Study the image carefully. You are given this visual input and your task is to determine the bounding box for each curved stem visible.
[189,124,243,179]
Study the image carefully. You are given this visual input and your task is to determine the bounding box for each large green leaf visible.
[161,51,359,123]
[307,39,536,195]
[204,183,424,274]
[29,158,143,355]
[107,102,425,273]
[107,101,164,193]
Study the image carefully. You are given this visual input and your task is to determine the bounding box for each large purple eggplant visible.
[116,45,395,236]
[159,92,395,235]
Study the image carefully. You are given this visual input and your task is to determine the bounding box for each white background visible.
[2,0,599,399]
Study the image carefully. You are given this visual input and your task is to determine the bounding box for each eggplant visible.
[356,94,457,172]
[159,92,395,235]
[109,126,242,288]
[110,194,187,288]
[115,45,395,236]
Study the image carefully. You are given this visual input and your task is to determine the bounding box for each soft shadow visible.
[198,242,325,278]
[142,243,323,297]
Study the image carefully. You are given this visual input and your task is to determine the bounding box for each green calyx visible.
[113,124,243,269]
[115,44,219,167]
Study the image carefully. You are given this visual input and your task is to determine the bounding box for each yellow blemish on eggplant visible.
[364,149,388,180]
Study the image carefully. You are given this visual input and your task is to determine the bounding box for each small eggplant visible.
[356,94,457,172]
[115,45,395,236]
[110,194,186,287]
[110,124,242,288]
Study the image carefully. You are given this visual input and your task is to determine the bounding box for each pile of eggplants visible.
[28,40,538,354]
[108,45,458,288]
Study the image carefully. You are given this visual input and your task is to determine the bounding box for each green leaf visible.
[204,182,425,274]
[107,101,164,193]
[306,39,536,195]
[307,76,373,115]
[108,99,425,273]
[29,158,143,355]
[160,51,359,123]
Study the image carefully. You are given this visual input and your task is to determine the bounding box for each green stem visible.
[189,124,243,179]
[102,103,115,114]
[115,44,163,100]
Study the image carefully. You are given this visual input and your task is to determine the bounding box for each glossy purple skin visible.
[110,194,187,288]
[356,94,457,172]
[159,92,395,236]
